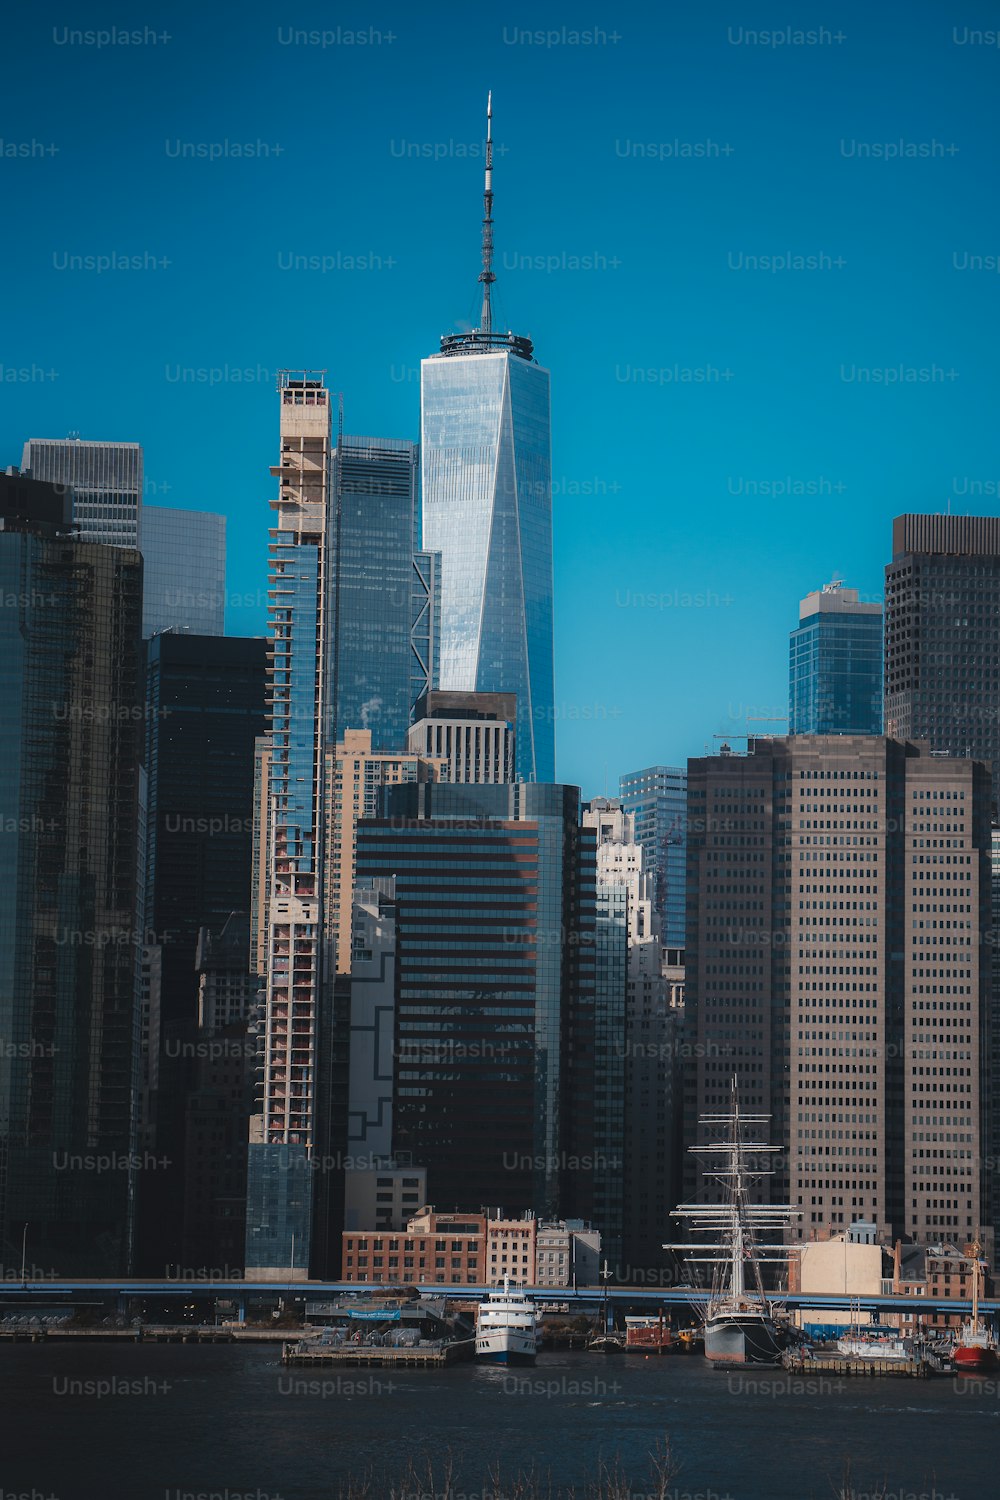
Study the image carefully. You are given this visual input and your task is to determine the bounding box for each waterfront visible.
[4,1344,993,1499]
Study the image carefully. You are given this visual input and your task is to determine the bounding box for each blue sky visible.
[3,2,1000,794]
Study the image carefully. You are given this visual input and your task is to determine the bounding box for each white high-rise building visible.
[22,437,142,547]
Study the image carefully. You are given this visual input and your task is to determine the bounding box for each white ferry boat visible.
[475,1278,541,1365]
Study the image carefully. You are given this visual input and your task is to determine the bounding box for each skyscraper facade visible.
[789,579,883,736]
[684,735,992,1255]
[885,514,1000,795]
[619,765,687,948]
[141,506,226,638]
[0,472,144,1276]
[139,633,265,1271]
[246,373,333,1279]
[22,437,143,547]
[354,782,611,1233]
[420,100,554,784]
[328,436,438,751]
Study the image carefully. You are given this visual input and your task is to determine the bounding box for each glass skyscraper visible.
[355,782,613,1236]
[618,765,687,949]
[0,472,145,1276]
[789,579,883,736]
[420,101,555,783]
[140,506,226,638]
[22,437,143,548]
[328,437,438,751]
[422,340,554,785]
[138,634,265,1272]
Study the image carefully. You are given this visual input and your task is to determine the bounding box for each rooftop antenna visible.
[479,91,495,333]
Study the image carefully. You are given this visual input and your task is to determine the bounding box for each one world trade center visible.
[420,95,555,783]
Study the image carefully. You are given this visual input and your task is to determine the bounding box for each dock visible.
[0,1325,295,1344]
[782,1351,937,1378]
[281,1338,474,1368]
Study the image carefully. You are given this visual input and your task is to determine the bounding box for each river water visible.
[2,1342,993,1499]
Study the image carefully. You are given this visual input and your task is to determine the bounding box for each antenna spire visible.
[479,91,495,333]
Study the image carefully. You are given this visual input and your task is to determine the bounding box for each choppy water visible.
[2,1342,993,1499]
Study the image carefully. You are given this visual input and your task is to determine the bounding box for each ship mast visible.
[971,1241,981,1328]
[665,1075,799,1313]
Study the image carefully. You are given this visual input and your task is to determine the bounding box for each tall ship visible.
[953,1242,997,1372]
[475,1278,541,1365]
[665,1077,799,1366]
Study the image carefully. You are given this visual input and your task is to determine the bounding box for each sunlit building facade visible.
[789,580,882,737]
[421,333,555,784]
[22,437,143,548]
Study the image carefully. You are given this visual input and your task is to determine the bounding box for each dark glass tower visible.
[141,506,226,638]
[354,782,622,1246]
[139,633,266,1272]
[789,580,883,736]
[420,98,555,784]
[885,515,1000,794]
[0,472,144,1275]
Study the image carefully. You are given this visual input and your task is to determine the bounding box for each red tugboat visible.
[953,1242,997,1372]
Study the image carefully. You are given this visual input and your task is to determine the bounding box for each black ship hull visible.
[704,1311,783,1366]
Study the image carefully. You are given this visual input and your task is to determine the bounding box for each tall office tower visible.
[328,435,439,751]
[619,766,687,947]
[245,372,334,1280]
[180,914,256,1273]
[407,689,516,784]
[0,472,144,1276]
[355,782,614,1233]
[583,799,675,1279]
[886,515,1000,796]
[421,98,555,785]
[325,729,444,975]
[685,736,992,1256]
[141,506,226,638]
[22,437,143,546]
[140,633,266,1271]
[789,579,883,736]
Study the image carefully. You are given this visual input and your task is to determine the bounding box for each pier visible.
[783,1351,938,1379]
[281,1337,474,1368]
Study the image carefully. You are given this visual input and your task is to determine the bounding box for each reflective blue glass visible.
[422,351,555,782]
[789,611,883,735]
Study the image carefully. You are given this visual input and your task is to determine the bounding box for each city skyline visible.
[5,4,1000,794]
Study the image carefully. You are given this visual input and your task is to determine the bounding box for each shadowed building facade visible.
[0,472,144,1275]
[885,514,1000,794]
[354,782,621,1239]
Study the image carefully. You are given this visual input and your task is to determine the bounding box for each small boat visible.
[666,1076,800,1366]
[586,1330,625,1351]
[953,1242,998,1371]
[475,1278,541,1365]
